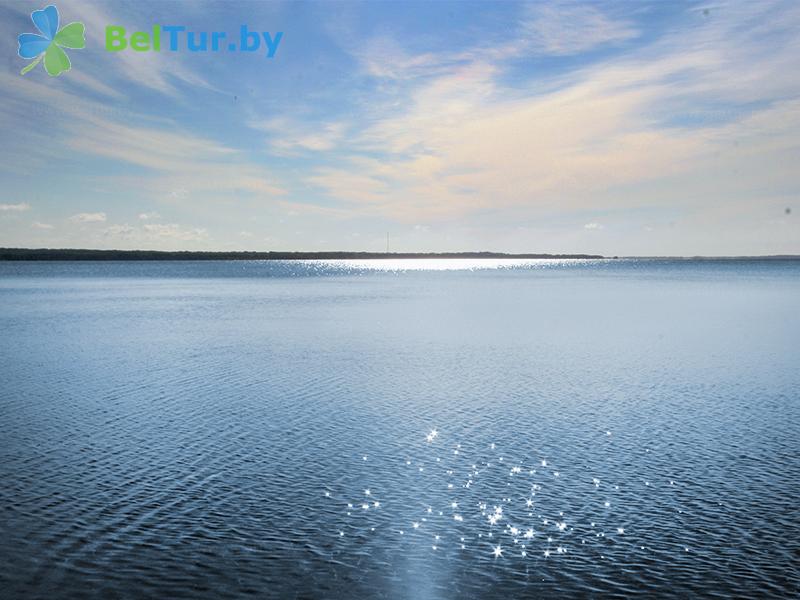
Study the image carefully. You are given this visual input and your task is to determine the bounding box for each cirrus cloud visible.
[143,223,208,241]
[69,212,107,223]
[0,203,31,212]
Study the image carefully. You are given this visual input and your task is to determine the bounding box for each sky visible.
[0,0,798,255]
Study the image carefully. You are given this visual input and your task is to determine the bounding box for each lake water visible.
[1,259,798,598]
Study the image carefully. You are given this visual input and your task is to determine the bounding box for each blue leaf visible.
[31,5,59,40]
[18,33,51,59]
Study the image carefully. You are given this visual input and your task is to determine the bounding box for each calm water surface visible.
[1,259,798,598]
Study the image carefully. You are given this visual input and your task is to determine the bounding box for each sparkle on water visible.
[324,426,664,571]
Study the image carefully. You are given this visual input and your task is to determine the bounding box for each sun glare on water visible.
[307,258,600,272]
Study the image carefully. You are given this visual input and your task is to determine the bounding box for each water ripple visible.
[1,260,799,598]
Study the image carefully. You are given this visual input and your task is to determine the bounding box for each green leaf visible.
[20,54,44,75]
[54,22,86,49]
[44,43,70,76]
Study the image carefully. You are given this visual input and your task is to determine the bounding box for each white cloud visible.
[522,1,639,56]
[93,222,208,244]
[103,224,135,237]
[69,212,107,223]
[65,117,236,172]
[251,118,347,155]
[31,221,54,230]
[63,0,215,98]
[340,1,638,84]
[348,35,465,81]
[138,212,161,220]
[0,65,285,203]
[307,1,800,228]
[584,223,604,230]
[143,223,208,241]
[0,203,30,211]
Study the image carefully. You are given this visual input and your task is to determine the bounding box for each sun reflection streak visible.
[304,258,604,273]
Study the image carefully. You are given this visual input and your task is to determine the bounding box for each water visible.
[1,259,798,598]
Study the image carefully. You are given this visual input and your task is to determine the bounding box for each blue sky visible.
[0,0,798,255]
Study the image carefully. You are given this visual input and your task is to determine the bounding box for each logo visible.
[104,26,282,58]
[15,5,281,78]
[18,5,85,77]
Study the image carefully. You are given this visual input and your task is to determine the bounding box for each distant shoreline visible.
[0,248,798,261]
[0,248,607,261]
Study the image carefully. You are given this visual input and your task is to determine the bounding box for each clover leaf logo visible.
[18,5,85,76]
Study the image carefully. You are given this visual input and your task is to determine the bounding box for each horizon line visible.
[1,247,800,261]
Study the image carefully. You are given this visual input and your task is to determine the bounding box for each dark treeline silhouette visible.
[0,248,605,261]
